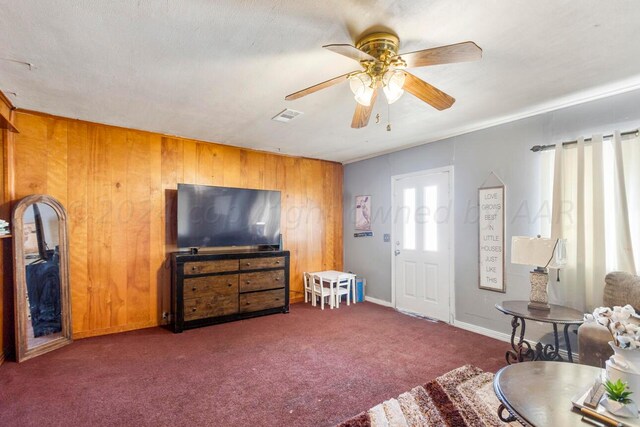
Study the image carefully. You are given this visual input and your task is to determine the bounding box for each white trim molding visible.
[452,319,513,342]
[343,75,640,164]
[364,296,394,307]
[452,319,579,363]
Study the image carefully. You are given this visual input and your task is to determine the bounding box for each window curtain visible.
[541,132,639,311]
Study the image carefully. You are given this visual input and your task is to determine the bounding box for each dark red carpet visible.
[0,302,506,426]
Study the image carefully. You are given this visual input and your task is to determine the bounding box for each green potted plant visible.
[602,379,638,418]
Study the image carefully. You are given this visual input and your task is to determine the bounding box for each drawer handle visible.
[191,266,197,271]
[246,280,251,284]
[191,308,197,312]
[228,283,233,287]
[246,302,250,305]
[275,278,280,281]
[275,298,280,301]
[245,262,251,266]
[192,287,197,291]
[275,260,280,265]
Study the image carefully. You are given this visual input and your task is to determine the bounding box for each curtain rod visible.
[530,129,640,152]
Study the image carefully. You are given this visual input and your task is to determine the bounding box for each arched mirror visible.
[13,195,72,362]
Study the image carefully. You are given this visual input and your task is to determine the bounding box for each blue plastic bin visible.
[336,275,365,303]
[355,277,366,302]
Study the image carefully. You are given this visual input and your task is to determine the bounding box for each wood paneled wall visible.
[0,93,15,364]
[10,111,343,339]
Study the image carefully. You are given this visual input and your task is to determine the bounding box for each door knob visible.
[394,249,401,256]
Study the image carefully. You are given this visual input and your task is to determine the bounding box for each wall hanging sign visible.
[478,173,506,292]
[355,195,372,232]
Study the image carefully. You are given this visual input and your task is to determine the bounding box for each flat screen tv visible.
[177,184,281,248]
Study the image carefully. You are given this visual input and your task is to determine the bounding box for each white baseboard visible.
[452,319,514,343]
[452,319,579,363]
[364,296,394,307]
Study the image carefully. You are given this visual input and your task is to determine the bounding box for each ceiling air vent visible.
[272,108,303,123]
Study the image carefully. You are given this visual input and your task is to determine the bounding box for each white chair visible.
[303,272,313,304]
[312,274,333,310]
[334,274,352,308]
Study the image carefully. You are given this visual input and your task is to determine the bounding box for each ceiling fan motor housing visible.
[355,32,406,81]
[356,32,400,59]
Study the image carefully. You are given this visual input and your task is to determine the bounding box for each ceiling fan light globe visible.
[383,87,404,104]
[349,73,374,106]
[354,87,374,106]
[382,69,405,104]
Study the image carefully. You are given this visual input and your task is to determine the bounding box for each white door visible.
[393,169,451,322]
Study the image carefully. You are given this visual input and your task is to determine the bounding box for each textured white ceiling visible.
[2,1,640,162]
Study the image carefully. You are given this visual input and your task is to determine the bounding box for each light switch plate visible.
[383,234,390,242]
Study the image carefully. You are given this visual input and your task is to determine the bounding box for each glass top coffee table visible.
[494,361,601,426]
[496,300,584,364]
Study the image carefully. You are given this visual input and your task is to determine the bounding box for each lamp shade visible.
[511,236,567,269]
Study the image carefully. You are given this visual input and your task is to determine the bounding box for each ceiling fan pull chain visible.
[387,103,392,131]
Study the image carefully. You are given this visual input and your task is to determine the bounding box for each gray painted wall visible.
[343,88,640,338]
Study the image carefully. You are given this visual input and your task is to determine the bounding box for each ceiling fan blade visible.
[403,72,455,110]
[323,44,376,62]
[401,41,482,68]
[351,89,378,129]
[285,72,356,101]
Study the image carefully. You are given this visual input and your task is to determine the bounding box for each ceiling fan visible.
[285,32,482,129]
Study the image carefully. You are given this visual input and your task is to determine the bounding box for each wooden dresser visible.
[169,250,290,333]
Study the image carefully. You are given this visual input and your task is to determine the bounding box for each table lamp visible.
[511,236,567,311]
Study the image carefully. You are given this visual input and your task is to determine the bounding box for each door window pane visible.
[403,187,416,250]
[424,185,437,251]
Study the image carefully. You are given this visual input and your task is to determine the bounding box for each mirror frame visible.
[12,194,72,362]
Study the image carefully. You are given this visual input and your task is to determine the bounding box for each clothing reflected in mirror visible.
[23,202,62,347]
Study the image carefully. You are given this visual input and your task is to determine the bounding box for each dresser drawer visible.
[239,270,284,292]
[184,259,239,275]
[239,289,285,313]
[240,257,285,271]
[184,294,239,321]
[183,275,238,299]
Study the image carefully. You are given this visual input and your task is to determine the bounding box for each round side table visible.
[496,300,584,364]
